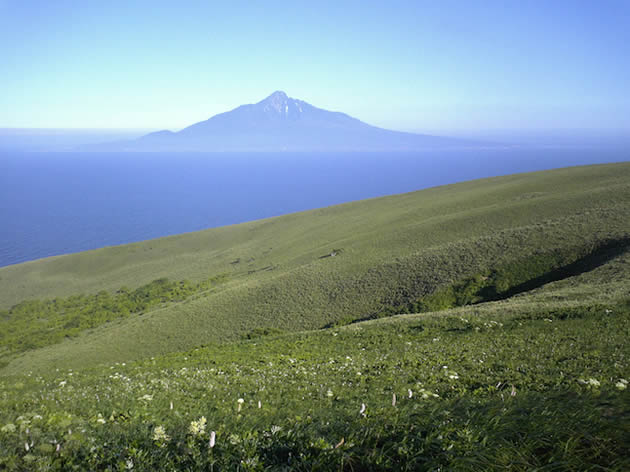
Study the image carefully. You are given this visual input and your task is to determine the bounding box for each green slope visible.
[1,277,629,470]
[1,162,629,374]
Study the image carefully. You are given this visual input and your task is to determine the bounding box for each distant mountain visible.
[86,91,484,151]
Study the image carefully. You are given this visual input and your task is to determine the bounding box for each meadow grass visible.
[0,294,628,470]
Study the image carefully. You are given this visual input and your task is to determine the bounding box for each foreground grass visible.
[1,300,628,471]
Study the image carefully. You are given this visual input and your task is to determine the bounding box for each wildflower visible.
[189,416,207,436]
[25,442,30,451]
[170,401,173,410]
[392,393,397,407]
[59,381,67,387]
[616,379,628,390]
[360,403,366,416]
[96,414,106,425]
[209,431,216,448]
[126,459,134,469]
[588,378,600,387]
[258,400,262,409]
[237,398,245,412]
[408,389,413,399]
[271,425,282,434]
[326,389,333,398]
[511,385,517,397]
[138,394,153,401]
[1,423,16,433]
[152,425,170,444]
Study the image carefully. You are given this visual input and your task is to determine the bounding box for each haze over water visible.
[1,147,628,268]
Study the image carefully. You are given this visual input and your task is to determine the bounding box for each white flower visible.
[59,381,67,387]
[408,389,413,399]
[126,459,134,470]
[271,425,282,434]
[1,423,16,433]
[359,403,366,415]
[588,378,600,387]
[138,394,153,401]
[237,398,245,412]
[152,425,170,444]
[189,416,207,436]
[616,379,628,390]
[326,389,333,398]
[209,431,216,448]
[392,393,397,407]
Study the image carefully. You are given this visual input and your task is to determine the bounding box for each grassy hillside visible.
[1,162,629,470]
[1,162,629,373]
[1,282,628,470]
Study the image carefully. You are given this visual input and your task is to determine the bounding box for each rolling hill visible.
[1,162,629,374]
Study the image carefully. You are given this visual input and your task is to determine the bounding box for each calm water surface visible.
[1,148,628,267]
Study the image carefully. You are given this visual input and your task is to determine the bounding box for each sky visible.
[1,0,629,133]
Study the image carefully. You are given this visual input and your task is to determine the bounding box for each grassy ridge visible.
[1,162,628,307]
[1,163,629,373]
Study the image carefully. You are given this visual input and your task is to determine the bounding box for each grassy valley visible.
[0,162,629,470]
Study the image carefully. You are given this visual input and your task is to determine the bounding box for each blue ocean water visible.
[0,148,628,268]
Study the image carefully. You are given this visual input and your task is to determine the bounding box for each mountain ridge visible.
[85,91,485,151]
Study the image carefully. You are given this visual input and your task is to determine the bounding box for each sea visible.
[1,147,628,268]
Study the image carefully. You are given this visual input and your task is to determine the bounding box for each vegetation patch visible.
[0,274,228,358]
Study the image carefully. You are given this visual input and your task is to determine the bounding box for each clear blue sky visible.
[1,0,629,132]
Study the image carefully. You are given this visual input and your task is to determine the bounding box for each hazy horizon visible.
[2,126,629,153]
[1,1,629,133]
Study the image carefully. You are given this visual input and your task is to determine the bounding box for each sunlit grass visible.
[0,300,628,470]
